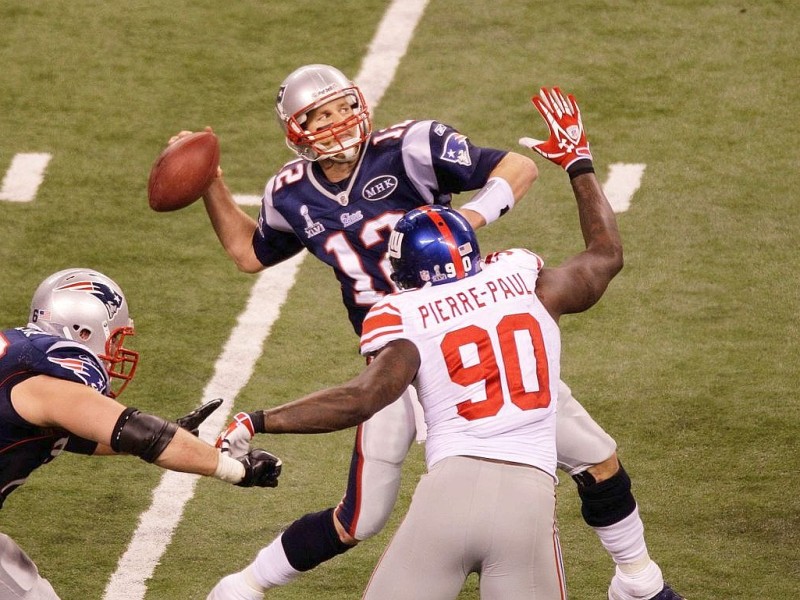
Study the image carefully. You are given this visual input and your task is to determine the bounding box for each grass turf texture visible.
[1,1,798,598]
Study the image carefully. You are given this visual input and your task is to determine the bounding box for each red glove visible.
[519,87,593,174]
[215,411,259,458]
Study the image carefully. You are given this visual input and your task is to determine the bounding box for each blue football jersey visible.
[0,327,107,507]
[253,120,507,334]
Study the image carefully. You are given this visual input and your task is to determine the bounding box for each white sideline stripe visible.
[0,153,52,202]
[604,163,646,213]
[102,1,430,598]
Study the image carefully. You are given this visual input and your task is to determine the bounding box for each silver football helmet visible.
[29,268,138,397]
[275,64,371,162]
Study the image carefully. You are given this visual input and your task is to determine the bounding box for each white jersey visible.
[360,248,560,477]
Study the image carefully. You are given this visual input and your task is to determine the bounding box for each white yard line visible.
[102,1,431,598]
[604,163,646,213]
[0,153,51,202]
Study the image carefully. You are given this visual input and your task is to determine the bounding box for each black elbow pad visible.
[111,407,179,463]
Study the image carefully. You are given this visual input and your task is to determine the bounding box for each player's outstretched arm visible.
[201,172,265,273]
[10,375,281,488]
[228,340,420,436]
[520,87,623,317]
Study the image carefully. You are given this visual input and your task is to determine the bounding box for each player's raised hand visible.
[236,449,282,488]
[175,398,223,437]
[215,411,263,458]
[519,87,593,174]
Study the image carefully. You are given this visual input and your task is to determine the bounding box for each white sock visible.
[608,560,664,600]
[594,506,648,564]
[207,572,263,600]
[250,534,302,588]
[596,507,665,600]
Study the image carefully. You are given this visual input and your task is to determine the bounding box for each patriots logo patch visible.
[440,133,472,166]
[48,355,108,393]
[57,281,122,319]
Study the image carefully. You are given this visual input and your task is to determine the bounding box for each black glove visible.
[236,449,282,488]
[175,398,224,436]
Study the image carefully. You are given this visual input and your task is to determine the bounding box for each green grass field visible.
[1,1,798,598]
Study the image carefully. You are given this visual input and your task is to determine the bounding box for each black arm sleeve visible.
[110,407,180,463]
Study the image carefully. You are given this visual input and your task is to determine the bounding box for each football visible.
[147,131,220,212]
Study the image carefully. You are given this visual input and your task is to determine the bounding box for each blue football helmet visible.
[388,206,482,290]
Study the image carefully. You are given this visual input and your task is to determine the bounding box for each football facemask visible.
[101,325,138,398]
[276,64,372,162]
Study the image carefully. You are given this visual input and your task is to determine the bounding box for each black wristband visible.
[567,159,595,180]
[249,410,267,434]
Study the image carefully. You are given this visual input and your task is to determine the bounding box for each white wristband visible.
[460,177,515,225]
[214,453,246,484]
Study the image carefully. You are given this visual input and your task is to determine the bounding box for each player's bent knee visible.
[586,452,620,483]
[573,461,636,528]
[332,512,359,545]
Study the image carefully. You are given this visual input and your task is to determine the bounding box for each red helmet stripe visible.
[419,206,465,279]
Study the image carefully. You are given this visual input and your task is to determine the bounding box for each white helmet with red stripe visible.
[28,268,138,397]
[388,206,482,290]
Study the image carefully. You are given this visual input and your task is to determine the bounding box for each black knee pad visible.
[280,508,352,572]
[573,463,637,527]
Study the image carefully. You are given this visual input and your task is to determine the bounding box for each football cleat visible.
[647,584,686,600]
[609,583,686,600]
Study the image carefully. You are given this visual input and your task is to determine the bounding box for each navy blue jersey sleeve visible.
[252,221,305,267]
[253,174,307,267]
[426,122,508,193]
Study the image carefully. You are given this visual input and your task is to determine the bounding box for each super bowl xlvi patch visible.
[440,133,472,166]
[299,205,325,238]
